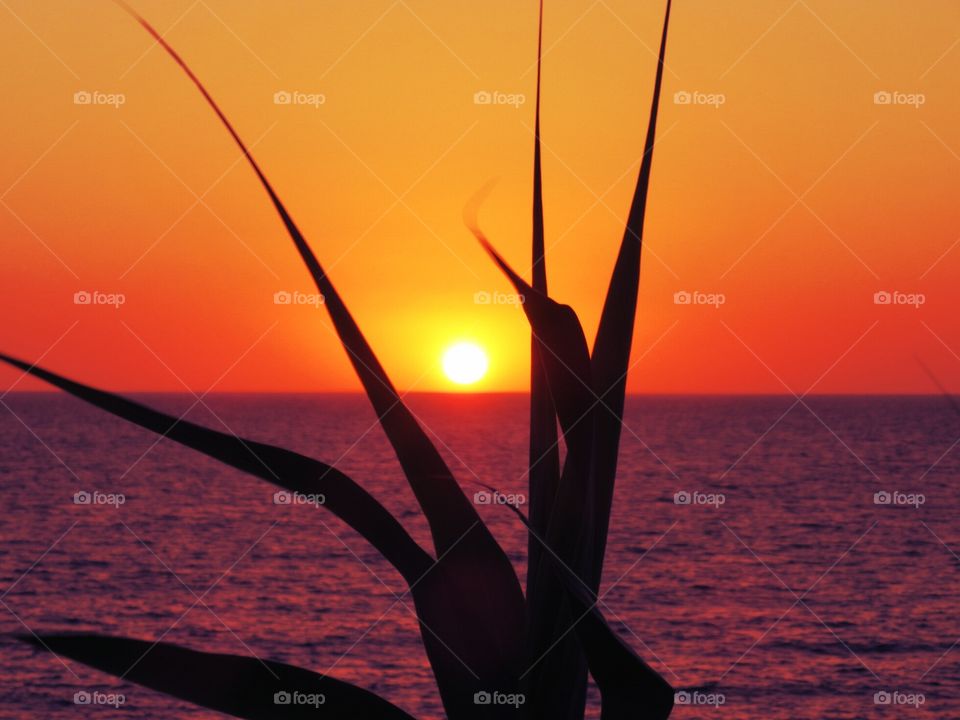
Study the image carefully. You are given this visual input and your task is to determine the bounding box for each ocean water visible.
[0,393,958,719]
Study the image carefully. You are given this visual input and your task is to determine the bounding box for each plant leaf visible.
[468,235,593,443]
[108,9,528,712]
[464,221,597,719]
[20,634,417,719]
[587,0,673,587]
[527,0,562,606]
[1,347,529,714]
[553,572,674,720]
[111,0,514,569]
[0,352,431,585]
[493,502,674,720]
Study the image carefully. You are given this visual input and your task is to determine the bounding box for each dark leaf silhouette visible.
[587,0,673,589]
[559,577,674,720]
[6,0,677,717]
[110,1,519,587]
[524,1,571,712]
[19,635,417,719]
[526,0,561,585]
[107,4,526,715]
[0,352,431,584]
[466,211,600,720]
[0,352,528,717]
[467,0,674,714]
[496,499,674,720]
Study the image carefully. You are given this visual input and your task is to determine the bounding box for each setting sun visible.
[441,342,489,386]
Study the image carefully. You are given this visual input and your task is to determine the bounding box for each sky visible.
[1,0,959,393]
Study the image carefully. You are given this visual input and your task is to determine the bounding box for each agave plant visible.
[3,1,674,717]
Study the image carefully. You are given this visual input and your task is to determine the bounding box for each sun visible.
[442,342,489,386]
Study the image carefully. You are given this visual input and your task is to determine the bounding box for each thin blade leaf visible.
[553,572,674,720]
[0,353,431,585]
[527,0,562,611]
[111,0,511,567]
[525,4,588,716]
[588,0,673,587]
[473,236,593,439]
[20,634,417,719]
[109,10,528,707]
[494,503,674,720]
[465,215,596,720]
[1,350,529,713]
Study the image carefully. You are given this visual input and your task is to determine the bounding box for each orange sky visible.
[1,0,959,394]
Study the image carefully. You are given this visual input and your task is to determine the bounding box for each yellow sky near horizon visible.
[1,0,959,394]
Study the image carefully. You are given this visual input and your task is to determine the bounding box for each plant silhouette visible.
[2,0,675,717]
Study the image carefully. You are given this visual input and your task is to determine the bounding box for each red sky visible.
[1,0,960,393]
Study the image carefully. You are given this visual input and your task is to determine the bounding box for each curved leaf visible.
[527,0,562,655]
[494,503,674,719]
[108,8,527,712]
[111,0,514,570]
[588,0,673,587]
[557,576,674,720]
[20,634,417,719]
[467,232,593,445]
[0,352,431,585]
[465,220,597,720]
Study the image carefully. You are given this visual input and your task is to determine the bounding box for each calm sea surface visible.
[1,394,958,718]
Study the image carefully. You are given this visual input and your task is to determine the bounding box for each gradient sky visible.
[1,0,959,393]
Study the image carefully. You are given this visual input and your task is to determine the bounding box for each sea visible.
[0,393,958,718]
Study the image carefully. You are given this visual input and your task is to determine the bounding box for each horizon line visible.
[2,389,954,398]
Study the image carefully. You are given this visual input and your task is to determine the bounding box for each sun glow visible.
[442,342,489,386]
